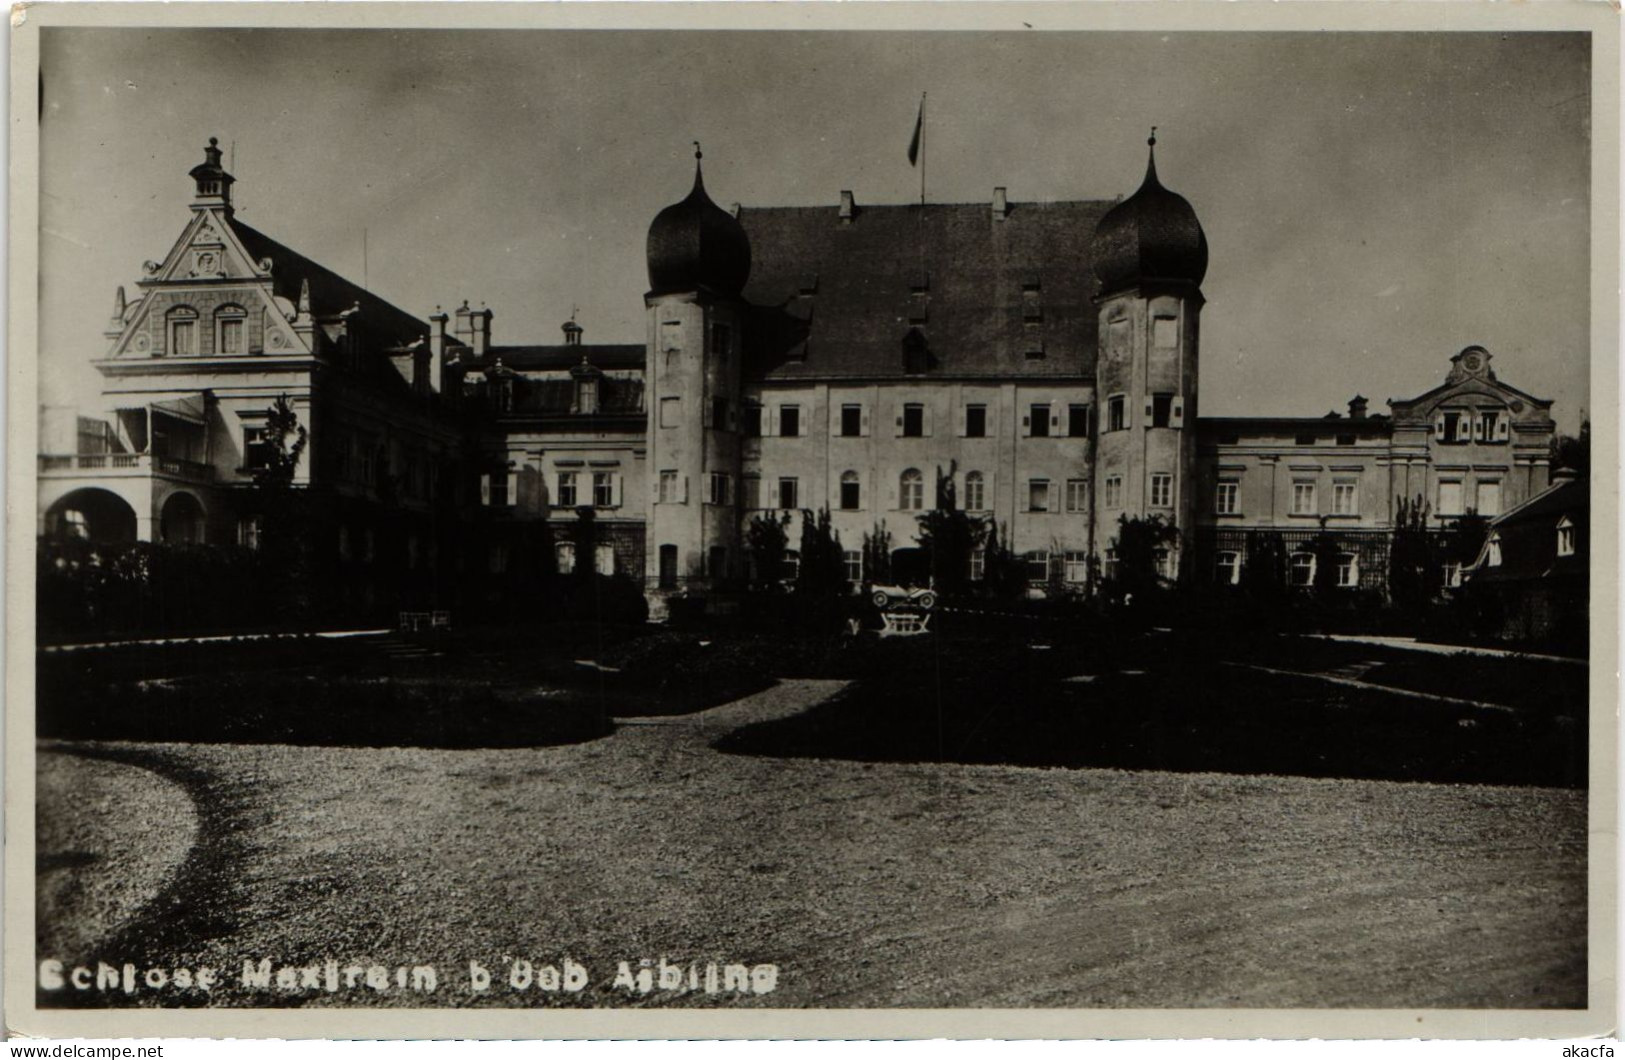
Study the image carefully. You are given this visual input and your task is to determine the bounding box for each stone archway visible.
[44,488,138,544]
[159,491,206,544]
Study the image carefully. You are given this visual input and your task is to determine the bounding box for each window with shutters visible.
[1065,479,1088,512]
[708,472,731,506]
[1027,478,1050,512]
[658,470,678,504]
[1215,480,1239,515]
[965,404,987,438]
[1479,409,1505,444]
[1029,403,1050,438]
[1476,480,1501,517]
[840,404,862,437]
[1332,480,1358,516]
[660,397,682,428]
[964,471,986,511]
[902,403,924,437]
[1291,480,1317,515]
[780,404,801,437]
[1106,396,1125,432]
[1068,404,1090,437]
[840,471,861,511]
[1150,474,1172,508]
[1438,479,1463,516]
[593,472,615,508]
[1441,410,1467,444]
[1151,394,1173,429]
[900,469,924,510]
[778,477,799,510]
[1104,475,1122,509]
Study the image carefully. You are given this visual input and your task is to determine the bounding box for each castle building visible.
[38,138,1560,622]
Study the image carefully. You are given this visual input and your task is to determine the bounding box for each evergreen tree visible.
[1242,531,1287,601]
[1110,514,1179,601]
[1388,494,1439,611]
[861,520,893,586]
[980,520,1025,600]
[249,394,312,623]
[746,511,792,590]
[795,507,847,598]
[914,461,983,599]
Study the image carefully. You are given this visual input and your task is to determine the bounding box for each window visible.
[710,396,729,430]
[708,472,731,506]
[1065,478,1088,512]
[1289,552,1316,587]
[1155,549,1174,580]
[577,378,599,414]
[556,471,578,508]
[1215,481,1239,515]
[595,543,616,576]
[1442,562,1462,589]
[1479,409,1506,443]
[1557,516,1576,557]
[1103,548,1118,581]
[1441,410,1468,444]
[1025,550,1050,584]
[901,403,924,437]
[592,472,615,508]
[1291,481,1317,515]
[485,472,510,509]
[556,542,576,574]
[968,548,986,582]
[1332,480,1358,516]
[743,404,763,438]
[1027,478,1051,513]
[844,550,863,583]
[1106,396,1125,432]
[659,397,682,428]
[964,471,986,511]
[237,515,261,551]
[780,404,801,437]
[840,404,862,437]
[1215,551,1241,585]
[217,307,246,354]
[777,477,799,510]
[900,469,924,510]
[1486,534,1503,568]
[965,404,987,438]
[1151,394,1173,429]
[1068,404,1090,438]
[1476,480,1502,517]
[658,544,678,588]
[1029,404,1051,438]
[168,307,198,356]
[57,510,89,540]
[840,471,861,511]
[1336,553,1359,588]
[1104,475,1123,509]
[659,470,683,504]
[1150,474,1172,508]
[1064,551,1088,584]
[781,550,801,582]
[243,426,272,471]
[1438,480,1463,516]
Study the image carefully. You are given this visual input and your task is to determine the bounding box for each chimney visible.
[992,187,1008,222]
[453,300,473,350]
[1348,394,1368,420]
[471,304,492,357]
[427,306,448,394]
[839,190,856,224]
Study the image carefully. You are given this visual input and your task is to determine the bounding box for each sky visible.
[37,27,1592,429]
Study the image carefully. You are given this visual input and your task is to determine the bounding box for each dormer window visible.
[215,305,247,355]
[1485,533,1503,568]
[167,306,198,356]
[576,377,599,415]
[1557,516,1576,557]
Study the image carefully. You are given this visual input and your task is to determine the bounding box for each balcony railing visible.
[38,452,215,481]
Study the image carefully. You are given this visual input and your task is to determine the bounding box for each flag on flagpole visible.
[907,96,924,166]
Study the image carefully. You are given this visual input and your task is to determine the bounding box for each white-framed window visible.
[1336,552,1359,588]
[58,509,89,540]
[1065,478,1088,512]
[844,550,863,583]
[1150,473,1173,508]
[167,306,198,356]
[1027,478,1051,512]
[659,397,682,429]
[1215,480,1239,515]
[1291,481,1317,516]
[556,471,578,508]
[1289,551,1316,586]
[1486,534,1503,567]
[556,541,576,574]
[900,468,924,510]
[595,543,616,575]
[969,548,986,582]
[216,305,247,355]
[237,515,261,551]
[840,471,861,511]
[1557,516,1576,557]
[1332,480,1358,516]
[778,477,799,510]
[1476,480,1502,517]
[1215,550,1241,585]
[576,378,599,415]
[1106,395,1126,432]
[1104,475,1123,509]
[592,472,616,508]
[243,425,272,471]
[1024,550,1050,584]
[658,470,679,504]
[964,471,986,512]
[1064,551,1088,584]
[1442,562,1463,589]
[1438,479,1464,516]
[781,549,801,581]
[708,472,731,506]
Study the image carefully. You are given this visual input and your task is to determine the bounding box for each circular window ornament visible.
[269,330,285,348]
[1511,400,1524,413]
[1463,354,1481,372]
[134,333,150,352]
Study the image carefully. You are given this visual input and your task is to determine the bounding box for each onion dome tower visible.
[1090,131,1208,584]
[643,145,748,618]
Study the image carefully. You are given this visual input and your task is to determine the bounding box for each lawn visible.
[33,625,1590,1009]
